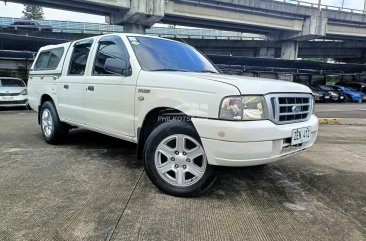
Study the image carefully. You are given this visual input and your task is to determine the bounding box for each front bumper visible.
[191,115,319,167]
[0,95,28,107]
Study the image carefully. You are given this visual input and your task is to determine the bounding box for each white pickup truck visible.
[28,34,318,196]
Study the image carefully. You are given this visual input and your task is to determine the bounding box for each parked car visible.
[333,85,366,103]
[0,77,28,108]
[6,20,52,32]
[317,85,345,102]
[28,34,319,197]
[309,86,331,102]
[336,82,366,95]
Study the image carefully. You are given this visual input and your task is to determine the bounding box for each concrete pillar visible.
[257,47,276,58]
[123,23,146,34]
[281,41,299,60]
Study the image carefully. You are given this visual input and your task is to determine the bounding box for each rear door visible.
[84,35,136,138]
[58,39,94,125]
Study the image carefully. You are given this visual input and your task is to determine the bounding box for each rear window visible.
[0,79,25,87]
[34,47,64,71]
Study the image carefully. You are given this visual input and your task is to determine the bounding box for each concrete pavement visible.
[315,103,366,119]
[0,110,365,241]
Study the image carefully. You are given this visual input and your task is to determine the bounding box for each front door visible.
[84,35,136,138]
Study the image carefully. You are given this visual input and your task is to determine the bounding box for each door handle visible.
[87,86,94,91]
[64,84,69,89]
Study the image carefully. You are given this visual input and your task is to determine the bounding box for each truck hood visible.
[172,72,311,95]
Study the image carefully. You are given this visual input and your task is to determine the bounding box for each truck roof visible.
[39,33,184,52]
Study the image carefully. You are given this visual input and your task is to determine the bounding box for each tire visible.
[143,121,217,197]
[25,103,32,110]
[40,101,69,144]
[345,94,352,102]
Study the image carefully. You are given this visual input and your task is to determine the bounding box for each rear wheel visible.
[143,121,217,197]
[40,101,69,144]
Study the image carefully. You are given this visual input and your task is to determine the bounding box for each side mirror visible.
[104,58,132,76]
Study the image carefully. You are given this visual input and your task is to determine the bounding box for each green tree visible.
[22,4,44,20]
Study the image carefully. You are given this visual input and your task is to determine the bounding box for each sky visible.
[289,0,364,9]
[0,1,365,24]
[0,2,106,23]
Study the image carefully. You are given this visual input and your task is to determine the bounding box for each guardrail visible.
[273,0,366,14]
[0,17,264,40]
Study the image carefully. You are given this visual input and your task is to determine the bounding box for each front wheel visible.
[345,94,352,102]
[143,121,217,197]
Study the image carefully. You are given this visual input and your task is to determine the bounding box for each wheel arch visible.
[136,107,197,160]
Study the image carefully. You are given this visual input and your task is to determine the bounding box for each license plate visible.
[340,96,344,99]
[1,96,13,101]
[325,96,330,99]
[292,127,311,145]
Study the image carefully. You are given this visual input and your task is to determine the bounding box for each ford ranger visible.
[28,34,318,196]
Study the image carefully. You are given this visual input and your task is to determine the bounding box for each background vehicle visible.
[336,82,366,95]
[334,85,365,103]
[0,77,28,108]
[317,85,345,102]
[28,34,318,197]
[6,20,52,32]
[310,86,331,102]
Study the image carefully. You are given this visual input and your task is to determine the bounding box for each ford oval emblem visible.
[292,105,302,113]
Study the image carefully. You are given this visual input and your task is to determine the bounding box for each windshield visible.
[0,79,25,87]
[128,36,219,73]
[321,86,336,91]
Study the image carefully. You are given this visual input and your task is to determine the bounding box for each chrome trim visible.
[265,93,313,125]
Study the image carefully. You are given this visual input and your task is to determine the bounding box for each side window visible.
[47,48,64,69]
[34,52,50,70]
[93,37,129,75]
[68,41,93,76]
[34,47,64,71]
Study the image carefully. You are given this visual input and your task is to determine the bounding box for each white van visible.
[28,34,319,196]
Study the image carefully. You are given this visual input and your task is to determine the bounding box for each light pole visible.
[318,0,321,9]
[341,0,345,9]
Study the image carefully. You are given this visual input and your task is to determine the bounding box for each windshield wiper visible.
[197,70,217,73]
[150,68,187,72]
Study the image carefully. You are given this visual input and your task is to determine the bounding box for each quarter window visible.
[68,40,93,75]
[34,47,64,71]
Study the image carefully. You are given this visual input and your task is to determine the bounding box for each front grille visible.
[267,94,313,124]
[0,100,27,105]
[0,92,20,96]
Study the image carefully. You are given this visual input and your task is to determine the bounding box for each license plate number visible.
[292,127,311,145]
[2,96,13,101]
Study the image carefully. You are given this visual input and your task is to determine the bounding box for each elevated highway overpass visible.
[6,0,366,59]
[1,28,366,63]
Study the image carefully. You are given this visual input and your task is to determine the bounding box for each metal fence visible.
[0,17,263,40]
[274,0,366,14]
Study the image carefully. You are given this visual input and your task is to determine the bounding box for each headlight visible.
[219,96,268,120]
[312,92,321,97]
[20,89,27,95]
